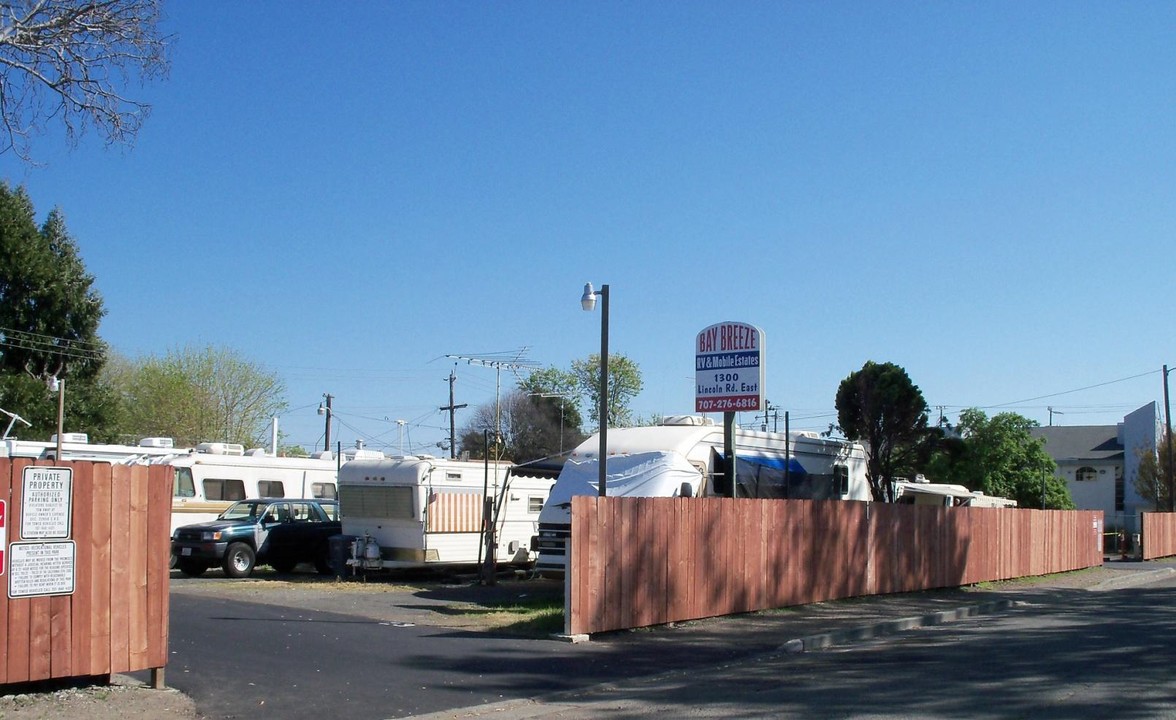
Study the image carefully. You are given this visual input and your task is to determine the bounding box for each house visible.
[1030,402,1159,533]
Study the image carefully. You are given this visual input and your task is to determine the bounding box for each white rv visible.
[893,478,1018,508]
[158,443,351,534]
[339,455,557,572]
[0,433,187,463]
[535,415,872,577]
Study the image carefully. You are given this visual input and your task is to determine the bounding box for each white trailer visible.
[893,478,1018,508]
[339,455,556,572]
[157,443,356,534]
[535,415,872,577]
[0,433,187,463]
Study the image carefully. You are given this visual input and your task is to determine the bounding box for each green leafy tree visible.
[1134,435,1174,511]
[926,408,1072,509]
[0,0,170,163]
[571,353,643,429]
[835,361,929,502]
[109,345,288,448]
[0,183,118,440]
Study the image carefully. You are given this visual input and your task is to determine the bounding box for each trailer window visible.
[258,480,285,498]
[834,465,849,496]
[311,482,337,500]
[174,468,195,498]
[204,478,246,502]
[528,495,545,513]
[339,485,414,519]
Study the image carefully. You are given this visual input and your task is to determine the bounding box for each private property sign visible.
[695,322,765,413]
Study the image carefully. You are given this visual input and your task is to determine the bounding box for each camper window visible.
[258,480,285,498]
[174,468,196,498]
[205,478,247,502]
[834,465,849,496]
[311,482,337,500]
[528,496,545,513]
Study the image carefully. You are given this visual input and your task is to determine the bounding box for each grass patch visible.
[450,597,565,635]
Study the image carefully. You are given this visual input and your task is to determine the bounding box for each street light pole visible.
[582,282,609,497]
[52,377,64,461]
[318,393,333,454]
[1164,365,1174,512]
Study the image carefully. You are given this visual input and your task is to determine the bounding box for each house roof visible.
[1030,425,1123,463]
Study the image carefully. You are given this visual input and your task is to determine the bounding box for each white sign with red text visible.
[695,322,765,413]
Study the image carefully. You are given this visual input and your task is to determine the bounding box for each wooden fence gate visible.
[0,458,170,686]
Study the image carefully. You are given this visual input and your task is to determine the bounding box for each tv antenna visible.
[1,407,31,440]
[446,348,542,455]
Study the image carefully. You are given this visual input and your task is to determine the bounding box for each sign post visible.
[695,322,766,497]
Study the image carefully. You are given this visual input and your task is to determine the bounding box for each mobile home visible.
[535,415,872,576]
[339,455,557,572]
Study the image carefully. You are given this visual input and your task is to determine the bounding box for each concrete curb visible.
[777,599,1018,653]
[1086,566,1175,592]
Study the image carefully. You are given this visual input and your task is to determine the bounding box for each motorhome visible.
[535,415,872,577]
[893,477,1018,508]
[339,455,557,572]
[155,443,352,534]
[0,433,187,463]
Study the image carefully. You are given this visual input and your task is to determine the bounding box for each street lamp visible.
[581,282,609,497]
[1164,365,1174,512]
[317,393,333,454]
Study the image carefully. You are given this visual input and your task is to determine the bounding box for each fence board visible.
[1142,512,1176,560]
[568,497,1104,636]
[0,459,169,686]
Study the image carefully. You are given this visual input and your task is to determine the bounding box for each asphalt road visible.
[161,571,1176,720]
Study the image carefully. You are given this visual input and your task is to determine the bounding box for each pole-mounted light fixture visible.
[581,282,609,497]
[317,393,333,454]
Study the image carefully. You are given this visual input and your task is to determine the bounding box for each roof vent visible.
[52,433,89,444]
[138,437,175,449]
[661,415,715,427]
[196,442,245,456]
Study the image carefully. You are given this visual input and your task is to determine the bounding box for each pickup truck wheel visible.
[270,557,297,574]
[177,559,208,577]
[223,542,256,578]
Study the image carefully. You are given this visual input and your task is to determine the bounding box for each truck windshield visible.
[218,501,265,521]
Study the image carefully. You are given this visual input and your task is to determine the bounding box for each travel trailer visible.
[893,477,1018,508]
[535,415,872,577]
[339,455,557,572]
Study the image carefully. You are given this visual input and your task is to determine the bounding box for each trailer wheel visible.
[177,559,208,577]
[223,542,256,578]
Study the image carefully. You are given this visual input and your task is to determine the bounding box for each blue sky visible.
[7,2,1176,453]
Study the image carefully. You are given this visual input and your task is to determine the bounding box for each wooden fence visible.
[0,458,171,686]
[568,497,1103,636]
[1141,512,1176,561]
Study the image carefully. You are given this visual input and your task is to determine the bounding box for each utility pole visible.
[1164,365,1174,512]
[318,394,333,453]
[762,400,771,432]
[439,368,467,460]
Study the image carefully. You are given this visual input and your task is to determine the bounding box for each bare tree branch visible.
[0,0,170,164]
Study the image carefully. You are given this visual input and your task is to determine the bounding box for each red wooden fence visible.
[0,458,170,685]
[568,497,1103,636]
[1141,512,1176,561]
